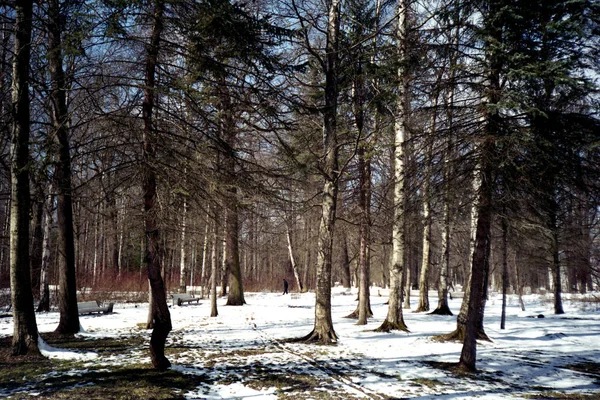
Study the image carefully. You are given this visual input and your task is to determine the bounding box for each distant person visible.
[283,279,289,295]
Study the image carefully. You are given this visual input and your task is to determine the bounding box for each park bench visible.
[78,300,114,315]
[449,291,465,299]
[170,293,200,306]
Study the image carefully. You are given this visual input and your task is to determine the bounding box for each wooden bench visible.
[78,301,114,315]
[449,292,465,299]
[170,293,200,306]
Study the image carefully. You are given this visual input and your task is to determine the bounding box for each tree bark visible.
[10,0,39,356]
[375,0,410,333]
[549,205,565,314]
[200,219,210,298]
[458,142,494,371]
[30,188,45,298]
[142,0,171,370]
[286,220,303,292]
[179,197,188,293]
[37,189,53,312]
[431,133,453,316]
[416,149,432,313]
[298,0,341,344]
[48,0,80,335]
[500,215,508,329]
[226,198,245,305]
[210,209,220,317]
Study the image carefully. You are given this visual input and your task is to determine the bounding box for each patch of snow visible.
[38,336,98,361]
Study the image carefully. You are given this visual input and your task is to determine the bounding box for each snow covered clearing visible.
[1,287,599,399]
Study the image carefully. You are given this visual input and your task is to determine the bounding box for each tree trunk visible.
[432,134,453,316]
[210,210,220,317]
[10,0,39,356]
[286,221,303,292]
[37,189,53,312]
[416,174,431,313]
[179,197,187,293]
[299,0,341,344]
[142,0,171,370]
[49,0,80,335]
[226,198,245,305]
[200,220,210,298]
[30,188,44,299]
[341,234,352,289]
[375,0,409,333]
[458,144,494,371]
[550,206,565,314]
[220,226,228,297]
[357,144,373,324]
[500,216,508,329]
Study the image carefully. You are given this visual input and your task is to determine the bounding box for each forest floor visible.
[1,287,600,399]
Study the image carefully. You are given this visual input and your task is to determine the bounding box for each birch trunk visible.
[286,222,303,292]
[416,139,433,313]
[179,197,187,293]
[375,0,409,333]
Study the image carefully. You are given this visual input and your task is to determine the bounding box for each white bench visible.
[170,293,200,306]
[450,292,465,299]
[78,300,114,315]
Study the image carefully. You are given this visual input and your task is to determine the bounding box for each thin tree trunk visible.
[550,206,564,314]
[286,221,303,292]
[210,210,220,317]
[416,95,438,313]
[500,215,508,329]
[220,225,228,297]
[340,234,352,289]
[200,220,209,298]
[375,0,409,333]
[10,0,39,355]
[49,0,80,335]
[357,143,373,324]
[37,189,53,312]
[30,189,45,298]
[432,134,453,316]
[416,182,431,313]
[179,197,187,293]
[142,0,171,370]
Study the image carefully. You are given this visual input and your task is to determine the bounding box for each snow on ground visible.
[1,287,600,399]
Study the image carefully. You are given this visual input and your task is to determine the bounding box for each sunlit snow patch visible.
[38,336,98,360]
[187,382,278,399]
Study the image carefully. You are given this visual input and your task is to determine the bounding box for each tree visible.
[142,0,172,371]
[375,0,411,333]
[48,0,80,335]
[10,0,40,356]
[296,0,342,343]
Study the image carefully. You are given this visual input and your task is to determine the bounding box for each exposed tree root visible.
[374,319,409,333]
[431,326,491,342]
[430,304,453,316]
[415,305,430,313]
[289,328,338,345]
[456,360,477,373]
[344,307,373,319]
